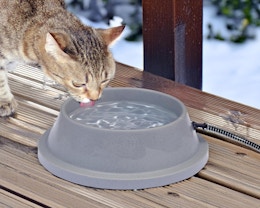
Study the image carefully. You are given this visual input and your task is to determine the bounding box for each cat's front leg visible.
[0,69,18,117]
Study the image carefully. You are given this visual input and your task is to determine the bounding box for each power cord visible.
[192,122,260,153]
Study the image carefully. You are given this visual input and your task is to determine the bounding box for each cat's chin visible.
[78,98,95,107]
[81,98,91,103]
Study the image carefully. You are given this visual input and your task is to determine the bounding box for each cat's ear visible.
[98,25,125,46]
[45,32,69,60]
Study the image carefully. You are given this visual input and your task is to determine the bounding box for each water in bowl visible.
[69,101,178,130]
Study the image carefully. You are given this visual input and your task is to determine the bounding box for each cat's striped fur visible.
[0,0,124,116]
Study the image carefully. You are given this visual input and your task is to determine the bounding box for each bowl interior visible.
[64,87,185,130]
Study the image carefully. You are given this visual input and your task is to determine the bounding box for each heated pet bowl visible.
[38,87,208,190]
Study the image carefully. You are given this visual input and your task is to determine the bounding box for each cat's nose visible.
[87,90,100,101]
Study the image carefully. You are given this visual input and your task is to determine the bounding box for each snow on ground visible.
[79,5,260,109]
[203,5,260,109]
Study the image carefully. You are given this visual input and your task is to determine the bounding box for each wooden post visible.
[142,0,202,89]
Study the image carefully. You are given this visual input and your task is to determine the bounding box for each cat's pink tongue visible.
[80,100,95,107]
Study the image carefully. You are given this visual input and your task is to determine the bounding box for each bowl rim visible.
[62,87,188,132]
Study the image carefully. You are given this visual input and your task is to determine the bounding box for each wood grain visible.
[1,64,259,207]
[0,188,42,208]
[1,136,259,208]
[142,0,202,89]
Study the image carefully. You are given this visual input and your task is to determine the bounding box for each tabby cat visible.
[0,0,124,117]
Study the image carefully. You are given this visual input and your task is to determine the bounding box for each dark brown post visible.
[142,0,202,89]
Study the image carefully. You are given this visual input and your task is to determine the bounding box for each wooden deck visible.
[1,63,260,207]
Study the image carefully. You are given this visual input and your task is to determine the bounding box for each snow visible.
[203,5,260,109]
[78,5,260,109]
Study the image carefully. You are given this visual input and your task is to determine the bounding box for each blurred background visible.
[65,0,260,109]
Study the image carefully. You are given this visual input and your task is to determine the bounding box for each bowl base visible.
[38,129,208,190]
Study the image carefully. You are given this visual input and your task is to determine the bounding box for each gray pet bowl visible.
[38,87,208,190]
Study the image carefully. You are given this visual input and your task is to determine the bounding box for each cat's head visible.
[42,25,124,102]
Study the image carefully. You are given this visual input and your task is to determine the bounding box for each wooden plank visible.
[113,63,260,142]
[7,64,260,153]
[10,65,46,83]
[10,54,260,137]
[199,135,260,198]
[0,121,40,147]
[8,73,66,111]
[165,177,259,207]
[0,188,42,208]
[8,63,260,147]
[1,137,259,208]
[1,64,260,207]
[0,98,58,147]
[13,99,58,130]
[1,137,164,208]
[139,177,259,208]
[142,0,202,89]
[16,61,260,137]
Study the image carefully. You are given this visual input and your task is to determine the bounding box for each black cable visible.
[192,122,260,153]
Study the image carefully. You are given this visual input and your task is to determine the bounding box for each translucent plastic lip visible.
[63,88,187,132]
[38,87,209,190]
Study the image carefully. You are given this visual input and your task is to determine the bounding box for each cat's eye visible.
[72,81,86,88]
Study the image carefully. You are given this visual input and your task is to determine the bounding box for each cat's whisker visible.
[54,93,70,100]
[42,75,67,91]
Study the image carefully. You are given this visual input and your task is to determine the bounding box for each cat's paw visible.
[0,98,18,117]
